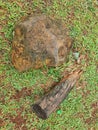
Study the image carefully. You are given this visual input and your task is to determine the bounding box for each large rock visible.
[11,15,73,72]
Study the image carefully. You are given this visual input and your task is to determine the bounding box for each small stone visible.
[73,52,80,60]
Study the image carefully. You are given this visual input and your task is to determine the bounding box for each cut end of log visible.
[32,104,47,120]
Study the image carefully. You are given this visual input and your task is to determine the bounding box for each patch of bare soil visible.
[91,101,98,108]
[11,87,32,101]
[9,112,27,130]
[0,109,6,127]
[85,101,98,125]
[0,118,5,127]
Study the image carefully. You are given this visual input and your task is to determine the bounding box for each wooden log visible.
[32,70,82,119]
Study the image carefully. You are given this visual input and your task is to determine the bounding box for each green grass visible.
[0,0,98,130]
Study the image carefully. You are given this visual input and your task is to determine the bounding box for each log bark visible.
[32,69,82,119]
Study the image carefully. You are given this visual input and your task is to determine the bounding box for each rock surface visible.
[11,15,73,72]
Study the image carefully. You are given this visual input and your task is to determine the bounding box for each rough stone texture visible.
[11,15,73,72]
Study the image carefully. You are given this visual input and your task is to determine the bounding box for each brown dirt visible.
[82,90,91,98]
[9,113,27,130]
[11,87,32,101]
[91,101,98,108]
[85,101,98,125]
[0,118,5,127]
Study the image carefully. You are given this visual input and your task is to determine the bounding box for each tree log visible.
[32,70,82,119]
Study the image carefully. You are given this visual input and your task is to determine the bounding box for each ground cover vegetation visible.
[0,0,98,129]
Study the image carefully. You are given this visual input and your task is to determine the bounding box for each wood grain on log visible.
[32,69,82,119]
